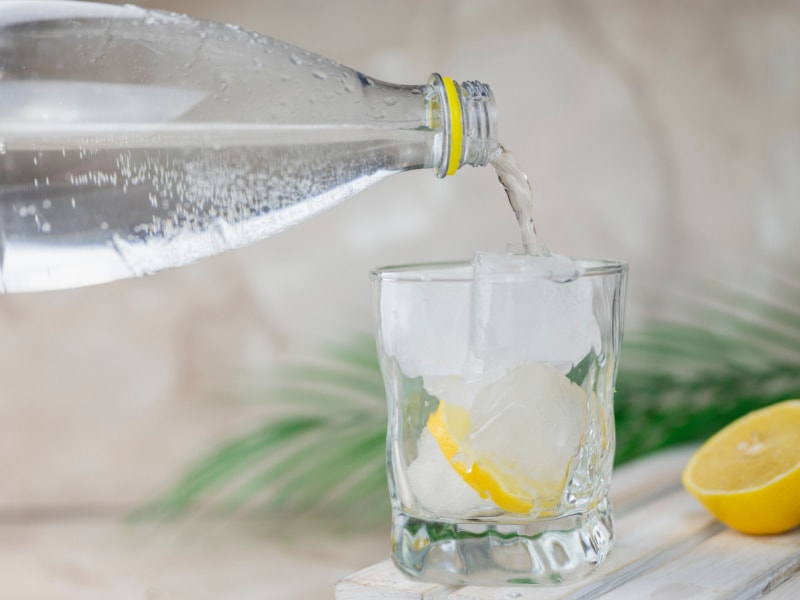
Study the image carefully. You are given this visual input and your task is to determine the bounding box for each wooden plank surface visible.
[336,447,800,599]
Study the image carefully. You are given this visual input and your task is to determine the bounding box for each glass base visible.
[391,500,614,586]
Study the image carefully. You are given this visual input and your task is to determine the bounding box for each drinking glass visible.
[371,257,627,586]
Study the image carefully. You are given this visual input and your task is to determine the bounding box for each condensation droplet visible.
[41,222,51,233]
[311,70,327,80]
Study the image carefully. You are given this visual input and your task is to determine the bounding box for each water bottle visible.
[0,1,498,293]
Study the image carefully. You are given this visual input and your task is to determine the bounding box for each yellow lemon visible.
[681,399,800,535]
[427,401,537,514]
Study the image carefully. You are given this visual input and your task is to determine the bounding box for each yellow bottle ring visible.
[440,76,463,177]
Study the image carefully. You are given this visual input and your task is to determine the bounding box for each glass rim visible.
[371,258,628,282]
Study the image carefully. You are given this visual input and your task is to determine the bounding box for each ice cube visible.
[470,252,600,369]
[422,373,497,410]
[378,265,472,379]
[474,249,580,280]
[406,429,486,515]
[468,361,589,493]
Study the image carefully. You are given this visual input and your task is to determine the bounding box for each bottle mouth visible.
[429,74,498,178]
[461,80,497,168]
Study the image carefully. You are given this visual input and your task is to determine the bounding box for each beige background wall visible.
[1,0,799,595]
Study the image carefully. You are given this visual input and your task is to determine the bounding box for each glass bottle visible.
[0,1,498,292]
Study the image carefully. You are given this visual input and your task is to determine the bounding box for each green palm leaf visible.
[140,267,800,526]
[135,336,388,525]
[614,265,800,461]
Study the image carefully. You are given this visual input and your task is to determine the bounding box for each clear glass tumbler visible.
[371,257,628,586]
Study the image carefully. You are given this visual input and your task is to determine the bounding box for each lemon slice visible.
[427,401,536,514]
[682,399,800,535]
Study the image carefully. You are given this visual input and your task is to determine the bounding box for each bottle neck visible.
[428,74,499,178]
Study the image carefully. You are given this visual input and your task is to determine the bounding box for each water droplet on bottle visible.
[384,96,398,106]
[505,593,522,599]
[290,54,303,65]
[41,222,51,233]
[42,199,52,209]
[312,70,327,81]
[0,139,6,154]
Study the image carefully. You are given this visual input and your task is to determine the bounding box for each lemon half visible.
[681,399,800,535]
